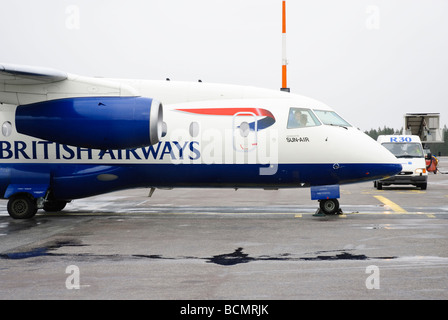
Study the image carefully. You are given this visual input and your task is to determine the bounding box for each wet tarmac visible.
[0,157,447,300]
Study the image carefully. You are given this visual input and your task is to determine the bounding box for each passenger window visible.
[161,121,167,137]
[189,121,199,137]
[239,121,250,137]
[2,121,12,137]
[287,108,320,129]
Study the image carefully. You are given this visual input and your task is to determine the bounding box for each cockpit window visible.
[287,108,321,129]
[313,110,351,127]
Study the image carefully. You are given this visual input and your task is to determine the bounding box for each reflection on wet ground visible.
[0,219,46,236]
[1,241,396,266]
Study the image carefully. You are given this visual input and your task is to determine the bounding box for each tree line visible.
[364,125,448,156]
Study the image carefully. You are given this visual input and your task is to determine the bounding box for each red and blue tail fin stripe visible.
[176,108,276,131]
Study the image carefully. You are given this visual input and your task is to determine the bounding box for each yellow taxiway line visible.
[373,195,407,213]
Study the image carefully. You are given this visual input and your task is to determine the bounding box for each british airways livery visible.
[0,63,401,219]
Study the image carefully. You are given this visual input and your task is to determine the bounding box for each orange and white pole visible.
[281,1,290,92]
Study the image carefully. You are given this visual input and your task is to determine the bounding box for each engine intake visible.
[16,96,163,150]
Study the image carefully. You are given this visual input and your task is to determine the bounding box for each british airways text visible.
[0,140,201,161]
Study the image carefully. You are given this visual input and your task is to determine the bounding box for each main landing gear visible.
[7,194,38,219]
[7,193,68,219]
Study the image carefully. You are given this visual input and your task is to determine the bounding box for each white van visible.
[375,135,428,190]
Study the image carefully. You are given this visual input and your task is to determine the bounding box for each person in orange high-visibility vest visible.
[426,154,439,174]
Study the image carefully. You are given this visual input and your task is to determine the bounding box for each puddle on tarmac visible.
[203,248,396,265]
[1,243,396,265]
[0,239,86,260]
[0,219,47,235]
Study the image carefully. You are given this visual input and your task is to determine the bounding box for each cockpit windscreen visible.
[287,108,321,129]
[313,110,351,127]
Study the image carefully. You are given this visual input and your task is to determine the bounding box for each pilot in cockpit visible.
[288,109,308,128]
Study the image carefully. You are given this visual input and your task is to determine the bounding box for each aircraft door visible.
[232,112,257,152]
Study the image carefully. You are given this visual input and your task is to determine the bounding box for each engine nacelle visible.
[16,96,163,150]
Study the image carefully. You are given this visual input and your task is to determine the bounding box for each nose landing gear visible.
[315,198,343,216]
[311,185,343,216]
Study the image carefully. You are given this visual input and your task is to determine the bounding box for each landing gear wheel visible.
[319,199,340,215]
[43,201,67,212]
[7,194,38,219]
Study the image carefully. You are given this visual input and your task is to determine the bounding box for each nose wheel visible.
[314,199,342,216]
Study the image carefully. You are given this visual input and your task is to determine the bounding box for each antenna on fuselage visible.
[280,0,290,92]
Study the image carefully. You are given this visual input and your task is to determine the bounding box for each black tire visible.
[319,199,340,215]
[43,200,67,212]
[7,194,38,219]
[376,182,383,190]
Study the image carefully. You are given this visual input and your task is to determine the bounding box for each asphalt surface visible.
[1,157,447,301]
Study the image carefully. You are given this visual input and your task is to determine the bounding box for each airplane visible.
[0,63,401,219]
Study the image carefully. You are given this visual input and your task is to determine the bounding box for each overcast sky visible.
[1,0,447,131]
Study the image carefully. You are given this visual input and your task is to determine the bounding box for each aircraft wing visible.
[0,63,138,105]
[0,63,68,85]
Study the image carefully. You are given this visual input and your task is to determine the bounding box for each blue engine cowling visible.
[15,96,163,150]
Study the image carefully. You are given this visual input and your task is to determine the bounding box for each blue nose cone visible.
[370,162,402,181]
[333,162,402,185]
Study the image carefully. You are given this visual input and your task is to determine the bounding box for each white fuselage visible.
[0,73,401,201]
